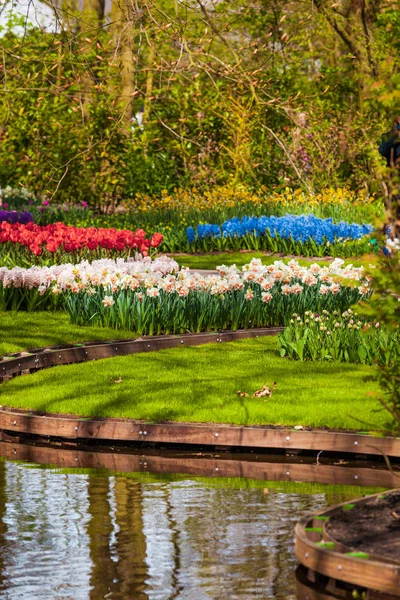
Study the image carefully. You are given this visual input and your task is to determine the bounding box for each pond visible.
[0,442,395,600]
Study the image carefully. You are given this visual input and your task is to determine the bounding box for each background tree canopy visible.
[0,0,399,209]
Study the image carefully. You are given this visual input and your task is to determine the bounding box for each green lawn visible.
[168,251,375,271]
[0,312,137,356]
[0,336,385,431]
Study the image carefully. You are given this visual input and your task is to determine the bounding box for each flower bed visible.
[0,255,179,311]
[278,309,399,365]
[187,214,374,257]
[119,186,381,229]
[0,221,163,267]
[0,210,33,225]
[0,256,369,333]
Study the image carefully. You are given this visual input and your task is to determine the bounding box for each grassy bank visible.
[0,336,385,431]
[0,312,136,356]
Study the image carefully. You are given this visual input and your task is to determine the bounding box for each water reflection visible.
[1,460,91,599]
[0,451,393,600]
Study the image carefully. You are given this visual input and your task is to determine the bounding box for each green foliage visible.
[0,186,37,209]
[61,187,383,243]
[0,285,63,312]
[0,22,129,209]
[361,251,400,429]
[278,309,399,366]
[182,230,373,258]
[29,202,94,226]
[63,276,365,334]
[0,2,399,205]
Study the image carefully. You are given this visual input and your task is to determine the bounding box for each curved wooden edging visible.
[295,489,400,596]
[0,434,398,488]
[0,406,400,457]
[0,326,283,381]
[295,566,360,600]
[1,326,399,458]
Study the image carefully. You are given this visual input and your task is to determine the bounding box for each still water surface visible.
[0,453,389,600]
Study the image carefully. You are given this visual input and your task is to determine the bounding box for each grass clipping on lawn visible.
[0,336,385,432]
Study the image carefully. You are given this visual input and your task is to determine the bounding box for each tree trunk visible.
[110,0,135,123]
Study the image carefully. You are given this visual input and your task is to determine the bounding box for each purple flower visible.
[0,210,33,224]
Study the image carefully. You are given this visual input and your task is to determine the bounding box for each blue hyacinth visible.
[187,214,373,245]
[186,227,196,243]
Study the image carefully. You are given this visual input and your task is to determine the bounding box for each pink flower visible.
[147,287,160,298]
[302,274,317,286]
[261,280,273,291]
[102,295,114,307]
[291,283,303,295]
[329,283,341,294]
[261,292,272,303]
[281,285,293,295]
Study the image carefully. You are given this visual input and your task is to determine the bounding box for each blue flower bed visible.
[0,210,33,224]
[186,214,374,258]
[187,214,373,245]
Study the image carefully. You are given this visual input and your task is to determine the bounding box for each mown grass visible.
[0,336,386,431]
[0,312,136,356]
[168,251,376,271]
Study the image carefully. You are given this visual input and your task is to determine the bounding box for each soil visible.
[326,491,400,561]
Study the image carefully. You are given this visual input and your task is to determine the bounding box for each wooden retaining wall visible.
[0,407,400,457]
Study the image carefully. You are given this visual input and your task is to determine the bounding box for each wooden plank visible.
[0,409,400,457]
[296,573,353,600]
[0,438,396,488]
[0,408,400,458]
[0,327,283,377]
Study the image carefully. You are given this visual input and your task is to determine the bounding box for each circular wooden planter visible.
[295,489,400,597]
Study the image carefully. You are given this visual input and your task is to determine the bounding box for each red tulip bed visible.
[0,221,163,267]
